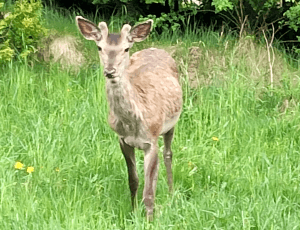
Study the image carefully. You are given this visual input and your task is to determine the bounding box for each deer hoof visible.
[146,212,154,222]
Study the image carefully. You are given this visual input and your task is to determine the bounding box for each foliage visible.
[138,2,199,33]
[91,0,165,4]
[284,3,300,32]
[0,0,47,64]
[209,0,300,34]
[0,40,14,63]
[284,3,300,53]
[211,0,234,12]
[144,0,165,3]
[139,12,186,33]
[208,0,300,55]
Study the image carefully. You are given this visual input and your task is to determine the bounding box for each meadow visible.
[1,8,300,229]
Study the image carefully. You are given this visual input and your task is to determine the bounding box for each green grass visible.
[1,8,300,230]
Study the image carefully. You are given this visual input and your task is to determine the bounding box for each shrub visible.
[284,3,300,54]
[0,0,47,64]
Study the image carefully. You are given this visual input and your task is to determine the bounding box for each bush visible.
[284,3,300,54]
[0,0,47,64]
[138,4,198,34]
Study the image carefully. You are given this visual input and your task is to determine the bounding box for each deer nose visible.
[104,68,116,78]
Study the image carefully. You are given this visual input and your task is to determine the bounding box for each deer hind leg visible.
[163,127,174,193]
[120,138,139,208]
[143,142,159,220]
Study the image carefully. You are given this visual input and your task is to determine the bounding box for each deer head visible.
[76,16,153,82]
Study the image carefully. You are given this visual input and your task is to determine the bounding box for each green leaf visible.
[212,0,234,12]
[145,0,165,4]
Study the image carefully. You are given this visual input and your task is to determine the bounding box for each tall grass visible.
[1,6,300,229]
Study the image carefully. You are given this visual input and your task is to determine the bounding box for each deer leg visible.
[163,127,174,193]
[120,138,139,208]
[143,142,159,220]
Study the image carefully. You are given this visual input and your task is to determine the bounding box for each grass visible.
[1,7,300,230]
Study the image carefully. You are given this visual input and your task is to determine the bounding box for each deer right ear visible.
[76,16,102,41]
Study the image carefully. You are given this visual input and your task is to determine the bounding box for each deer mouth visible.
[106,75,120,84]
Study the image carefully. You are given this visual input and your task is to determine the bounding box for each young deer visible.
[76,16,182,219]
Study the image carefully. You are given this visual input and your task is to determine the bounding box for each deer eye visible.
[124,48,129,52]
[98,46,102,51]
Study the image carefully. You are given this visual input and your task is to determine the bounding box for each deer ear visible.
[121,24,131,42]
[76,16,102,41]
[129,19,153,42]
[98,21,108,39]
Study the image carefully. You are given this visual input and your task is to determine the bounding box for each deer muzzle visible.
[104,68,116,79]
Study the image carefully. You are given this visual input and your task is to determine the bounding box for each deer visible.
[75,16,182,220]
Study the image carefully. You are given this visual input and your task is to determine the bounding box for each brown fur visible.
[76,16,182,220]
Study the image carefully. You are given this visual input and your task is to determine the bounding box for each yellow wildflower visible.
[188,161,195,168]
[212,136,219,141]
[14,161,24,170]
[55,167,60,172]
[27,166,34,174]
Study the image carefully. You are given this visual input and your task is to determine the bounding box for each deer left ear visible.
[129,19,153,43]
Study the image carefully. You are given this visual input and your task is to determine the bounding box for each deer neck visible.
[106,72,141,122]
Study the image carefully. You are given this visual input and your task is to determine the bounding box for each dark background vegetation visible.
[1,0,299,64]
[40,0,299,53]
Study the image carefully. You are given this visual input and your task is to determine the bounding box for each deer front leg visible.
[143,143,159,220]
[120,138,139,208]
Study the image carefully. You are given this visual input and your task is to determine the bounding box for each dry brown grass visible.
[172,42,228,88]
[38,32,86,72]
[233,37,286,88]
[171,37,294,90]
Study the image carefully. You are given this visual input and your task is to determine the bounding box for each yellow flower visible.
[27,166,34,174]
[55,167,59,172]
[14,161,24,170]
[188,161,193,169]
[212,136,219,141]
